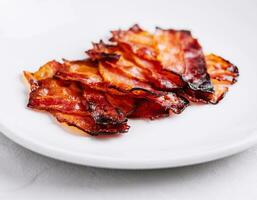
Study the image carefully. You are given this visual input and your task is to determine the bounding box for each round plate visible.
[0,0,256,169]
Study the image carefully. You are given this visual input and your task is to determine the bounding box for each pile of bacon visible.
[23,25,239,136]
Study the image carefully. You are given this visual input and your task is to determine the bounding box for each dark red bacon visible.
[53,112,129,136]
[110,25,185,91]
[23,25,239,136]
[129,99,169,119]
[205,54,239,104]
[87,41,188,114]
[82,87,127,125]
[155,28,214,97]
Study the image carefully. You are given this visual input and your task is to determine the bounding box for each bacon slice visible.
[87,42,188,114]
[82,87,127,125]
[206,54,239,84]
[55,59,103,87]
[24,60,63,90]
[98,61,162,96]
[24,61,130,135]
[53,112,129,135]
[205,54,239,104]
[87,41,163,96]
[100,61,188,114]
[24,61,87,115]
[29,60,63,81]
[128,99,169,119]
[27,78,88,116]
[155,28,214,96]
[23,25,239,137]
[180,54,239,103]
[110,25,184,90]
[36,60,134,125]
[110,24,158,62]
[105,94,135,116]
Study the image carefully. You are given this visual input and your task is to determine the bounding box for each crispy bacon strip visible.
[155,28,214,96]
[87,42,150,82]
[181,54,239,103]
[110,25,214,100]
[100,62,189,114]
[206,54,239,84]
[82,87,127,125]
[27,78,88,116]
[149,93,189,114]
[24,61,88,115]
[24,61,130,134]
[55,59,129,96]
[53,112,129,135]
[110,24,158,61]
[87,41,163,96]
[23,25,239,136]
[55,59,103,87]
[205,54,239,104]
[128,99,169,119]
[105,94,135,116]
[87,41,188,114]
[110,26,184,90]
[24,60,63,90]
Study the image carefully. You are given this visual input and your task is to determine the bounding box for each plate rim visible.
[1,121,257,169]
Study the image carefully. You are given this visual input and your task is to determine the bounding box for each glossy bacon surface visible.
[205,54,239,104]
[24,61,130,135]
[23,25,239,136]
[154,28,214,95]
[28,78,88,116]
[87,41,189,114]
[128,99,169,119]
[110,26,185,91]
[82,87,127,125]
[53,112,129,135]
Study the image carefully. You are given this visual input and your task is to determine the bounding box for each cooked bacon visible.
[87,41,188,114]
[155,28,214,97]
[110,25,213,98]
[87,42,148,82]
[24,60,63,90]
[110,24,158,62]
[30,60,63,81]
[205,54,239,104]
[24,61,130,134]
[180,54,239,104]
[128,99,169,119]
[110,26,184,91]
[150,93,189,114]
[206,54,239,84]
[98,60,162,96]
[23,25,239,136]
[53,112,129,135]
[26,78,89,116]
[55,59,103,86]
[105,94,135,116]
[82,86,127,125]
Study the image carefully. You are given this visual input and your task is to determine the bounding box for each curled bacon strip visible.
[129,99,169,119]
[24,61,130,135]
[27,78,88,116]
[87,41,163,96]
[154,28,214,96]
[82,87,127,125]
[53,112,129,136]
[87,41,189,114]
[205,54,239,104]
[110,26,185,91]
[23,25,239,136]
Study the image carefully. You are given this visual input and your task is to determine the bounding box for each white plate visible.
[0,0,257,169]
